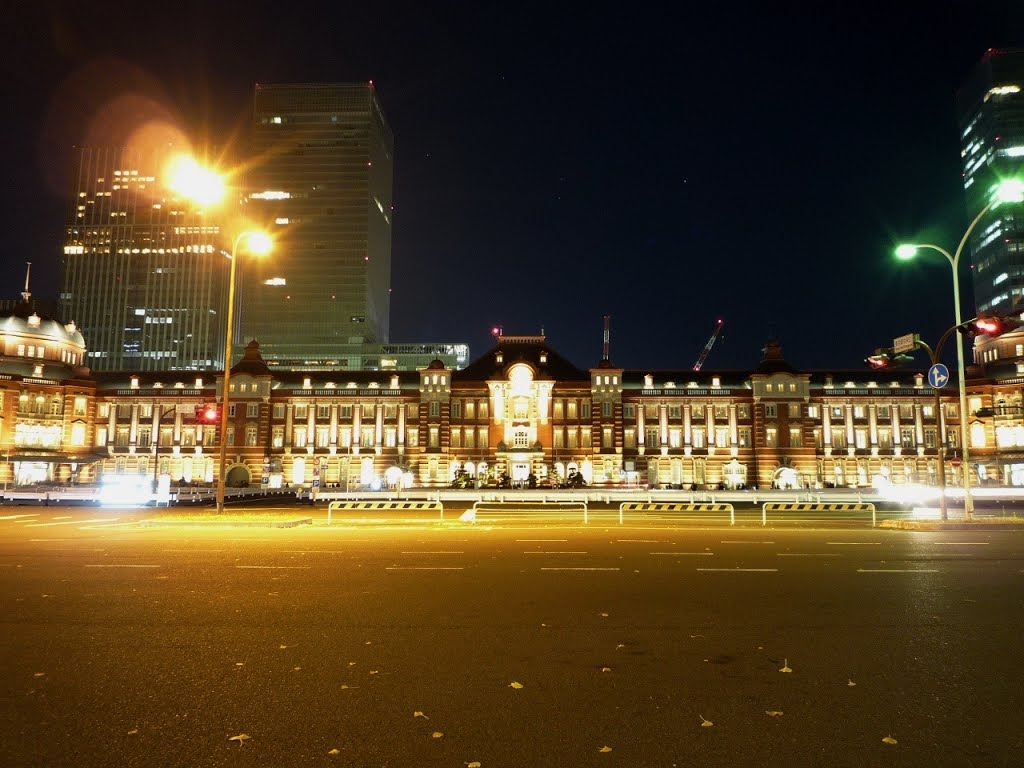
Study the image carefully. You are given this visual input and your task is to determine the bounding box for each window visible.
[737,404,750,419]
[71,423,86,446]
[669,428,681,448]
[715,427,729,448]
[478,401,488,419]
[853,405,866,419]
[273,404,285,419]
[765,428,777,447]
[317,404,330,420]
[878,428,892,450]
[831,428,846,449]
[464,428,475,449]
[924,428,936,449]
[831,406,844,419]
[98,403,111,418]
[553,400,564,419]
[691,404,705,419]
[877,405,890,419]
[429,426,439,448]
[294,404,308,419]
[385,427,396,447]
[316,427,329,448]
[228,404,236,418]
[855,428,868,450]
[624,404,635,419]
[900,427,915,447]
[341,405,353,419]
[581,427,591,448]
[138,426,152,448]
[272,427,284,448]
[807,405,819,419]
[74,397,87,416]
[246,426,259,446]
[624,428,636,449]
[602,427,614,448]
[247,403,259,418]
[450,429,461,448]
[738,427,751,448]
[361,404,374,419]
[788,403,800,418]
[361,427,374,448]
[429,401,440,418]
[567,401,578,419]
[581,402,591,419]
[452,400,462,419]
[691,428,705,448]
[602,401,613,418]
[553,428,564,449]
[407,427,418,446]
[714,405,728,419]
[293,427,307,448]
[765,404,777,418]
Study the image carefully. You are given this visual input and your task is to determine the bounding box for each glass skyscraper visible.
[957,48,1024,315]
[242,82,394,367]
[60,145,228,371]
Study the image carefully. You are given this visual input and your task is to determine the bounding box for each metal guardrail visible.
[617,502,736,525]
[326,499,445,525]
[761,502,876,527]
[461,499,589,524]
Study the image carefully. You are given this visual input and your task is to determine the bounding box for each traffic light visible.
[195,404,219,423]
[959,313,1024,338]
[864,348,913,369]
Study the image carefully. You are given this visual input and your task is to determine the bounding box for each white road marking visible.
[235,565,311,570]
[777,553,841,557]
[523,551,588,554]
[516,539,568,542]
[0,514,38,520]
[616,539,661,543]
[698,568,778,572]
[85,564,160,569]
[649,551,713,556]
[857,568,940,573]
[282,550,348,555]
[827,542,881,545]
[29,538,68,542]
[540,567,620,571]
[400,551,465,554]
[163,549,226,553]
[25,518,118,528]
[52,516,73,521]
[721,540,775,544]
[386,567,464,571]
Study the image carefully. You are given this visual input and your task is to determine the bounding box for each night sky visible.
[4,2,1024,373]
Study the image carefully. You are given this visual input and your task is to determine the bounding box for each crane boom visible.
[693,319,725,371]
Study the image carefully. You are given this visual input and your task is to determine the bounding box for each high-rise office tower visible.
[243,82,394,367]
[956,48,1024,315]
[60,145,228,371]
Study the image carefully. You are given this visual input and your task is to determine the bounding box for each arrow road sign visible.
[928,363,950,389]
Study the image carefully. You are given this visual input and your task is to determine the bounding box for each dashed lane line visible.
[827,542,881,545]
[401,551,465,554]
[857,568,940,573]
[386,566,464,571]
[85,564,161,569]
[24,518,119,528]
[777,553,842,557]
[523,551,588,554]
[649,551,713,556]
[0,514,39,520]
[235,565,311,570]
[721,540,775,544]
[540,567,620,571]
[697,567,778,572]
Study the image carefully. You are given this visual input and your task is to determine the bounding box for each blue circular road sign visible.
[928,363,950,389]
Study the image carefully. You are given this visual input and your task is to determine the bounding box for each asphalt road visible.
[2,508,1023,767]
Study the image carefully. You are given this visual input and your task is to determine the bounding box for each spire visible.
[21,262,32,303]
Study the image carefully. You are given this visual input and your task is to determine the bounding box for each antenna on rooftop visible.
[602,315,611,361]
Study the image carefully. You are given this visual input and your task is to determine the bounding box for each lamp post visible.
[896,179,1024,520]
[216,230,272,514]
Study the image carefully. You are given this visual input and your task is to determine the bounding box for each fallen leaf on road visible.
[414,711,429,719]
[339,684,360,689]
[601,667,611,672]
[847,679,857,687]
[600,612,609,617]
[432,732,443,739]
[699,715,713,727]
[279,644,290,649]
[348,662,356,666]
[599,746,612,753]
[467,762,481,767]
[33,672,45,678]
[369,670,379,675]
[616,644,625,649]
[509,682,523,689]
[127,729,138,735]
[293,666,301,671]
[328,748,340,755]
[228,734,250,746]
[882,735,898,745]
[779,658,792,673]
[765,711,784,717]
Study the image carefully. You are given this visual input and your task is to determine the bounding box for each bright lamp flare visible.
[995,178,1024,204]
[894,244,918,260]
[243,231,273,255]
[165,155,226,206]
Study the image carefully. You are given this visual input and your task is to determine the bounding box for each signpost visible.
[928,363,950,389]
[893,333,918,354]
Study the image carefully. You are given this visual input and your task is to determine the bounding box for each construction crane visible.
[693,319,725,371]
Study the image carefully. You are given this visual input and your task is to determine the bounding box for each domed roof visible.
[1,298,85,348]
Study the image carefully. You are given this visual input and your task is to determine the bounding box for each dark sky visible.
[4,2,1024,373]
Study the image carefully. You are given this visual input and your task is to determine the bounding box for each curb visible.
[879,519,1024,531]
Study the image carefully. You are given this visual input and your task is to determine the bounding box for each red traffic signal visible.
[195,404,219,423]
[960,313,1024,338]
[865,348,914,369]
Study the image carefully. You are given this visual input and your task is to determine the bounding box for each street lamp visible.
[216,230,272,513]
[895,178,1024,519]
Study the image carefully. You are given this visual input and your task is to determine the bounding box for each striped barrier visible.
[761,502,876,527]
[617,502,736,526]
[327,500,445,525]
[461,499,589,524]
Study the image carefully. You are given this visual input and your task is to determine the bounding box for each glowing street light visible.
[895,177,1024,520]
[216,230,272,514]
